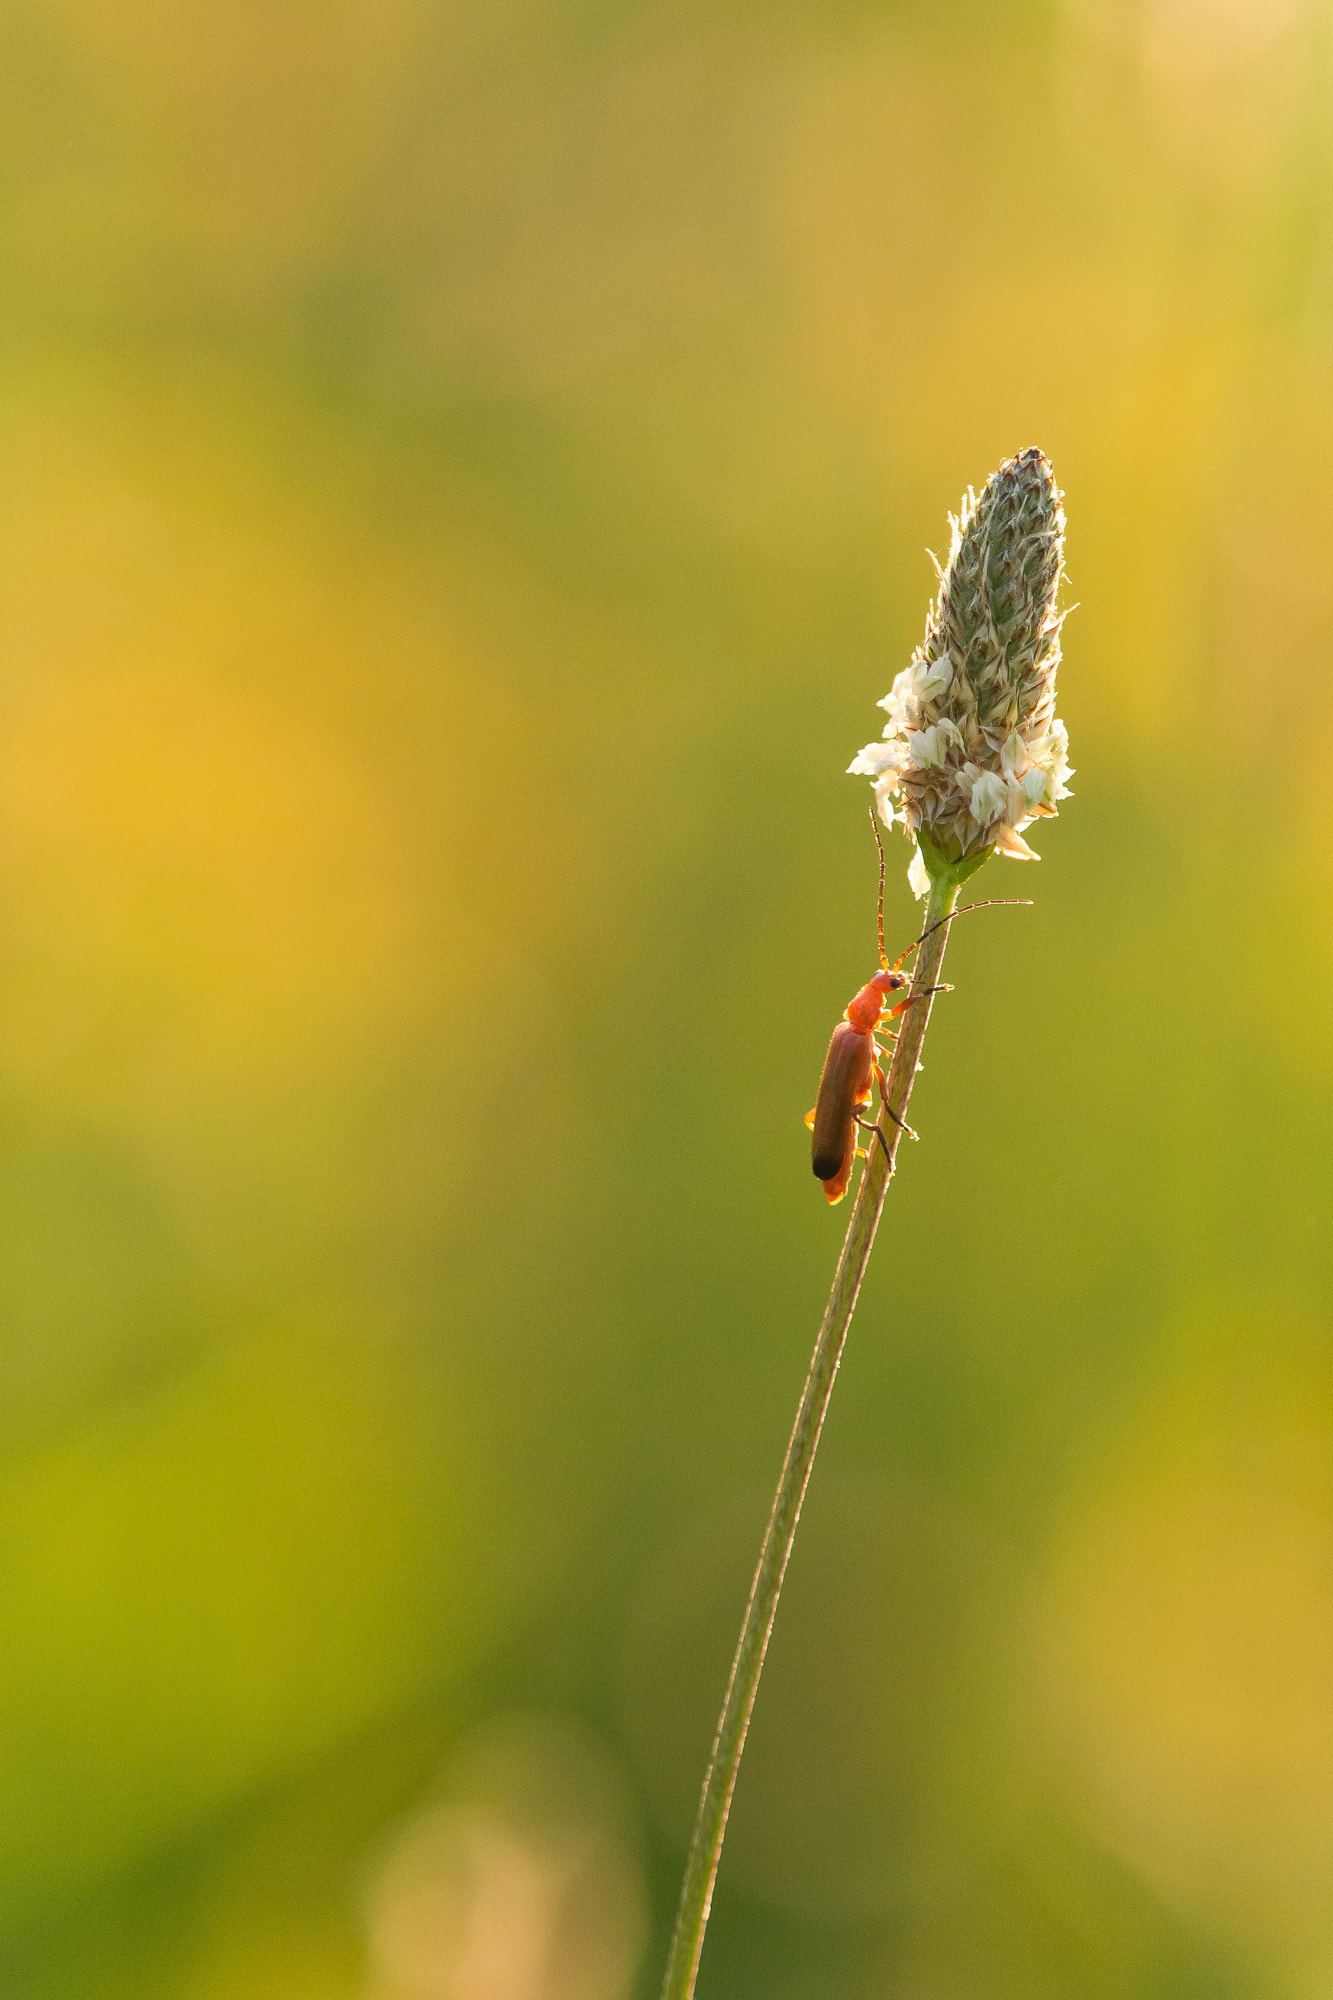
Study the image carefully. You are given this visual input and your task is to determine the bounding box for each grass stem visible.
[660,871,960,2000]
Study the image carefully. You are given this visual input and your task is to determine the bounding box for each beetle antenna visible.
[868,806,889,971]
[891,896,1033,971]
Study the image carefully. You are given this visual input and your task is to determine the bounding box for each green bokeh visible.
[0,0,1329,1994]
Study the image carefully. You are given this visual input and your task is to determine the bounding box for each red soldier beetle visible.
[805,813,1030,1204]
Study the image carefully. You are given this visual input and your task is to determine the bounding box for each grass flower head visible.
[849,447,1073,895]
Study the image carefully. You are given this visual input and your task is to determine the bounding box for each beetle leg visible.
[884,1103,919,1141]
[885,981,953,1020]
[853,1114,894,1165]
[871,1066,919,1143]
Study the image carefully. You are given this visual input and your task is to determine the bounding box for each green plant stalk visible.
[660,868,961,2000]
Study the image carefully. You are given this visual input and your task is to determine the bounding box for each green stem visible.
[660,871,961,2000]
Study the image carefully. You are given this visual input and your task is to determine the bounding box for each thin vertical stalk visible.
[660,872,960,2000]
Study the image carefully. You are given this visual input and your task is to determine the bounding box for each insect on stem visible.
[810,822,1027,1210]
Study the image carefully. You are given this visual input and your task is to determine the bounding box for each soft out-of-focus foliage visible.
[361,1715,647,2000]
[0,0,1329,1995]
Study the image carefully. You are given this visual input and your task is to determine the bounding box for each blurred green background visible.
[0,0,1330,1995]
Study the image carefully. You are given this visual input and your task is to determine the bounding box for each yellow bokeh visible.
[1041,1300,1333,1971]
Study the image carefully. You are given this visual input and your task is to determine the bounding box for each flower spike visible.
[849,447,1074,896]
